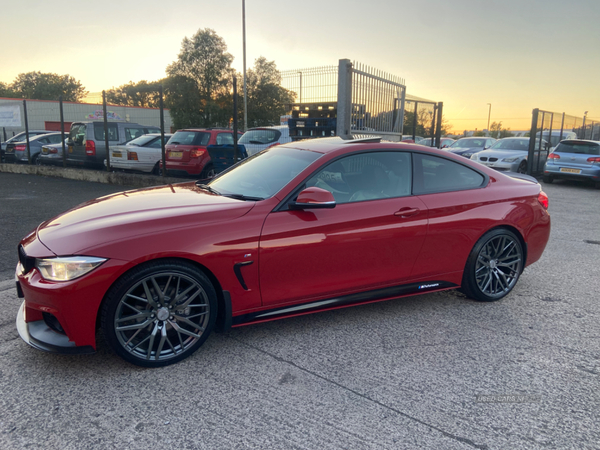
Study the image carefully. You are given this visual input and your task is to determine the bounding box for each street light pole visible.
[487,103,492,135]
[242,0,248,132]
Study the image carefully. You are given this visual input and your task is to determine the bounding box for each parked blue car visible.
[543,140,600,188]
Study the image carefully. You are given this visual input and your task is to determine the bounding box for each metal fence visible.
[281,60,414,142]
[527,108,597,175]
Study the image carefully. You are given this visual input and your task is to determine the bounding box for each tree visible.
[489,121,513,138]
[403,106,450,137]
[166,28,234,128]
[105,80,162,107]
[243,57,295,127]
[0,82,18,98]
[10,71,87,101]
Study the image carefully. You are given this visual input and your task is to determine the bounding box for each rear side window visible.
[239,129,282,145]
[555,141,600,155]
[48,134,63,144]
[94,123,119,141]
[413,154,485,194]
[170,131,210,146]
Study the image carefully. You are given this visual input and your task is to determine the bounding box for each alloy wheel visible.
[475,234,522,297]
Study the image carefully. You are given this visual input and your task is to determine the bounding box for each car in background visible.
[164,128,243,178]
[66,121,161,168]
[537,130,577,150]
[4,132,65,164]
[543,139,600,188]
[446,137,497,158]
[239,126,292,156]
[417,137,456,148]
[400,135,423,143]
[470,137,548,173]
[15,137,550,367]
[107,133,173,174]
[1,130,52,162]
[37,138,70,165]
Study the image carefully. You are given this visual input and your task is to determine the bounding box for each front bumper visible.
[16,300,95,354]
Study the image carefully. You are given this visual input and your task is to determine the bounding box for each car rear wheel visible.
[152,162,160,176]
[460,229,523,302]
[200,163,216,179]
[101,260,217,367]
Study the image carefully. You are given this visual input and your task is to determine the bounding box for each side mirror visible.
[289,187,336,210]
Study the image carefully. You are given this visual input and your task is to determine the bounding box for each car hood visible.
[37,182,256,255]
[476,149,527,159]
[448,147,482,154]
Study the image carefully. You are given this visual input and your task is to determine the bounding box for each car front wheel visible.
[460,229,524,302]
[101,260,217,367]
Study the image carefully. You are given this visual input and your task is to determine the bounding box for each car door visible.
[409,153,489,279]
[259,151,429,307]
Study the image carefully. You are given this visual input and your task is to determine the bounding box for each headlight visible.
[463,153,473,158]
[502,157,520,162]
[470,154,478,160]
[36,256,107,281]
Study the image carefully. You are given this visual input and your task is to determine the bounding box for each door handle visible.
[394,207,419,218]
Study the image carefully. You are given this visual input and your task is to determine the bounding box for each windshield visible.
[207,147,322,200]
[239,129,282,145]
[489,139,530,151]
[127,135,157,147]
[450,139,486,149]
[555,141,600,155]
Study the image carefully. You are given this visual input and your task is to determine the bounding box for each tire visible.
[542,175,553,184]
[31,154,39,165]
[101,260,217,367]
[460,228,524,302]
[517,161,527,174]
[200,163,215,180]
[152,162,160,176]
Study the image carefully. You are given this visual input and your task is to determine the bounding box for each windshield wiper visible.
[196,183,221,195]
[223,193,263,201]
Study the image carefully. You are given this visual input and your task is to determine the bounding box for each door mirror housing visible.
[289,187,336,210]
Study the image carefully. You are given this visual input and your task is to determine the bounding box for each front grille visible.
[18,245,35,274]
[480,157,488,161]
[489,157,498,162]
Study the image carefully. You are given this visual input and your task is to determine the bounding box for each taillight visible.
[128,151,138,161]
[190,147,205,158]
[587,157,600,164]
[537,191,549,210]
[85,140,96,156]
[15,145,26,151]
[548,153,560,160]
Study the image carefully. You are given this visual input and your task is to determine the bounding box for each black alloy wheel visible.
[461,229,524,302]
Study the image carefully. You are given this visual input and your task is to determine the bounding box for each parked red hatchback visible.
[164,128,243,178]
[15,137,550,367]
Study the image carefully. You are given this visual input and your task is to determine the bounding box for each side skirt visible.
[231,280,458,327]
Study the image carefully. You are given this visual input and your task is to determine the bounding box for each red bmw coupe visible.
[15,138,551,367]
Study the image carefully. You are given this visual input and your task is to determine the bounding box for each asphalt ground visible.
[0,172,599,449]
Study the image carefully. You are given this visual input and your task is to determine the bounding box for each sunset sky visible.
[1,0,598,133]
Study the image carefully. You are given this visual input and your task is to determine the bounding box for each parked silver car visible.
[239,126,291,156]
[470,137,548,173]
[106,133,173,174]
[4,132,65,164]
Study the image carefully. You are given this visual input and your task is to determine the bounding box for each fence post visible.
[527,108,539,176]
[59,96,66,167]
[102,91,110,172]
[233,75,239,162]
[397,87,406,137]
[159,85,166,178]
[22,100,32,164]
[336,59,353,139]
[412,101,418,141]
[435,102,443,148]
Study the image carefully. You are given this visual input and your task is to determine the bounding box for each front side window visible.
[306,151,412,204]
[413,153,485,194]
[125,127,144,142]
[216,133,234,145]
[70,124,87,144]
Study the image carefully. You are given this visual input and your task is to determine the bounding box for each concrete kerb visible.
[0,163,188,188]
